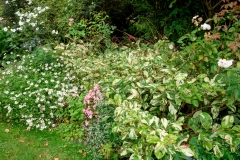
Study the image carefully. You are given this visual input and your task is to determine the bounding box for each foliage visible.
[0,26,10,60]
[0,0,240,159]
[65,11,116,51]
[56,95,85,142]
[83,103,120,160]
[176,0,240,76]
[116,0,203,42]
[53,44,121,159]
[2,0,28,24]
[53,38,238,159]
[1,0,115,55]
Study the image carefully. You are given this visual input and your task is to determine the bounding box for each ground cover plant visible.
[0,46,80,130]
[0,0,240,159]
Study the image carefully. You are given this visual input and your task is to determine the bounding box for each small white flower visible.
[10,29,16,32]
[50,106,57,109]
[26,119,33,126]
[4,90,9,94]
[37,7,41,11]
[169,44,174,50]
[52,30,58,34]
[31,23,36,27]
[19,21,24,26]
[201,23,211,30]
[17,27,22,31]
[15,11,20,16]
[33,14,38,18]
[3,27,8,32]
[193,15,199,19]
[218,59,233,68]
[50,112,54,118]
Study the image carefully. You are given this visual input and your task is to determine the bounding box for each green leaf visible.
[199,112,212,129]
[171,123,182,131]
[193,110,202,118]
[192,100,199,107]
[120,149,128,156]
[227,104,236,112]
[212,47,218,54]
[112,79,122,86]
[169,0,177,8]
[237,62,240,68]
[161,118,168,129]
[127,89,139,100]
[169,103,177,115]
[211,106,219,119]
[146,134,160,144]
[213,145,223,158]
[166,92,174,100]
[154,143,166,159]
[143,70,149,77]
[150,99,160,106]
[202,139,213,151]
[223,134,233,145]
[228,27,235,32]
[176,116,185,123]
[177,136,189,147]
[129,128,138,140]
[178,146,194,157]
[213,16,217,24]
[114,94,122,105]
[221,115,234,128]
[232,125,240,132]
[188,118,201,133]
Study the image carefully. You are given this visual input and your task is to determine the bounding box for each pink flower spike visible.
[94,84,100,91]
[69,18,74,22]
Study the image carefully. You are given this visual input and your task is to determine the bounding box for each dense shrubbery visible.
[85,0,226,42]
[0,0,114,58]
[0,0,240,159]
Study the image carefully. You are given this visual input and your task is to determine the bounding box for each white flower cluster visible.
[2,5,49,33]
[201,23,211,30]
[1,48,80,130]
[218,59,233,68]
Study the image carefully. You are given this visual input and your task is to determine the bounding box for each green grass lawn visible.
[0,122,91,160]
